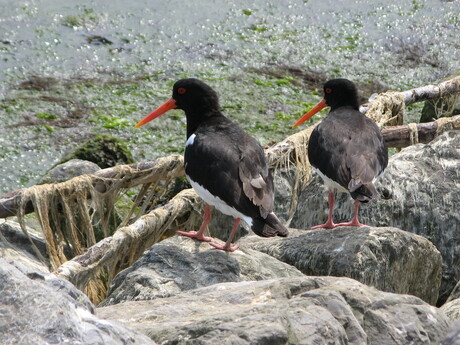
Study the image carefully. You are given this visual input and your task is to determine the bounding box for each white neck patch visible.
[185,133,196,147]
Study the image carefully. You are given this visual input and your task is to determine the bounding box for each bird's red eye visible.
[325,88,332,94]
[178,87,187,94]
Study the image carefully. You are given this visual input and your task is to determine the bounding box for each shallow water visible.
[0,0,459,193]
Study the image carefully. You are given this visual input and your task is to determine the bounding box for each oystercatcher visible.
[293,78,388,229]
[136,78,288,251]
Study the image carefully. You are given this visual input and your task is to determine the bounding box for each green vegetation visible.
[249,25,267,33]
[36,112,57,120]
[1,0,457,195]
[62,7,100,28]
[96,115,131,129]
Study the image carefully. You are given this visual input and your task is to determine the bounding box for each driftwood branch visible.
[382,115,460,148]
[361,76,460,127]
[54,188,201,291]
[361,76,460,112]
[0,154,184,219]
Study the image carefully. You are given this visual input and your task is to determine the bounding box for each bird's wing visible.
[184,124,273,218]
[346,117,388,191]
[308,119,351,189]
[238,135,274,218]
[308,112,388,192]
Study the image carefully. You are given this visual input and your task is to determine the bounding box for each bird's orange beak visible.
[292,98,327,128]
[135,97,177,128]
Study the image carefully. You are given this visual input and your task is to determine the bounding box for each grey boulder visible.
[442,320,460,345]
[100,235,304,306]
[441,298,460,321]
[98,276,450,345]
[0,258,156,345]
[38,158,101,184]
[0,220,49,272]
[242,227,442,305]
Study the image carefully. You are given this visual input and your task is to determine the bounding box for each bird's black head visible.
[172,78,220,114]
[134,78,222,131]
[323,78,359,111]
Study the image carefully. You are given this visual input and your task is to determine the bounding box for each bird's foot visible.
[209,241,240,252]
[176,230,212,242]
[311,220,340,230]
[335,220,366,227]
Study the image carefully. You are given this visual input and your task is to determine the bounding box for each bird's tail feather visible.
[350,182,377,203]
[251,212,289,237]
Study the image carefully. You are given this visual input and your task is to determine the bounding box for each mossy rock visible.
[64,135,134,168]
[420,97,460,123]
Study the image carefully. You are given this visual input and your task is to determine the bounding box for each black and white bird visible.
[136,78,288,251]
[293,78,388,229]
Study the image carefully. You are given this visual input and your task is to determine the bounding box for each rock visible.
[287,131,460,304]
[442,320,460,345]
[0,258,156,345]
[39,158,101,184]
[448,282,460,303]
[272,168,296,224]
[100,235,304,306]
[441,298,460,321]
[0,220,49,272]
[98,276,450,345]
[86,35,113,45]
[420,96,460,123]
[63,134,135,168]
[242,227,442,305]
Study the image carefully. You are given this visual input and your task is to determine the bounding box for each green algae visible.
[0,0,459,193]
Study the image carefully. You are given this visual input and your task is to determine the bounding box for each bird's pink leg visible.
[336,200,366,227]
[209,218,241,252]
[311,190,340,229]
[177,204,213,242]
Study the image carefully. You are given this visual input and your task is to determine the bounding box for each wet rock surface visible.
[100,235,304,306]
[98,276,450,345]
[242,227,442,305]
[38,158,101,184]
[0,258,156,345]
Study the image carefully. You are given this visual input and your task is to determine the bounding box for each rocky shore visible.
[1,131,460,344]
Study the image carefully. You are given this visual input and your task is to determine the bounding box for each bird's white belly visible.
[313,167,349,193]
[187,176,253,227]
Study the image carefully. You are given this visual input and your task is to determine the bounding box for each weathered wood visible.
[382,115,460,148]
[0,155,184,218]
[54,188,201,290]
[361,76,460,113]
[382,122,437,148]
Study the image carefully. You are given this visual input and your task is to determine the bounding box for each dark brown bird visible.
[293,78,388,228]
